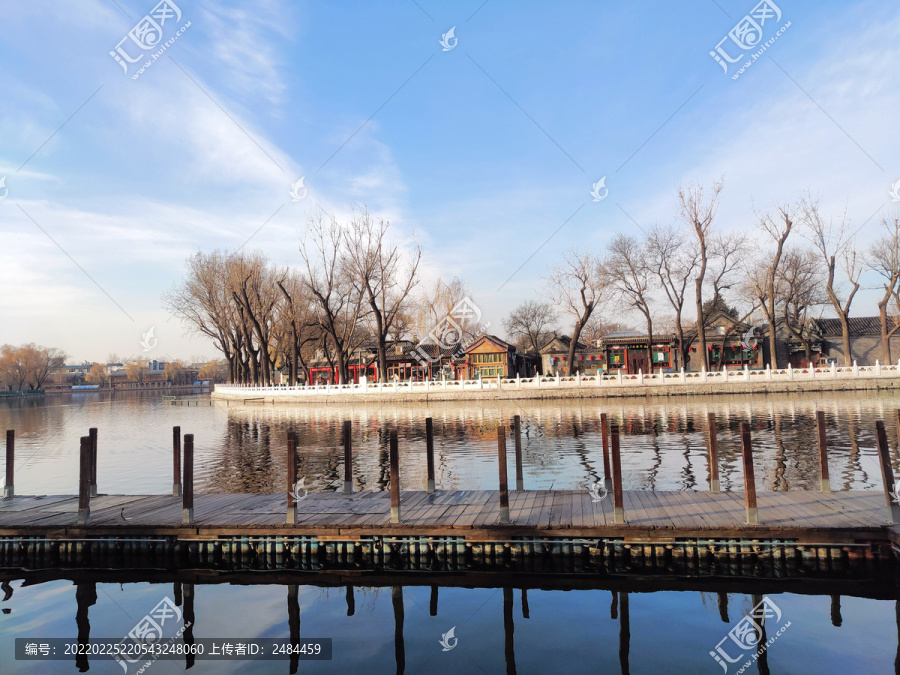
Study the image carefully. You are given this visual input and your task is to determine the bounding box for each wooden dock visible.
[3,414,900,577]
[0,489,891,540]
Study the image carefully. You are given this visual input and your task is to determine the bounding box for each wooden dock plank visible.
[0,491,891,541]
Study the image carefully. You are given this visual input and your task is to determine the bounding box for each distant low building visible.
[814,317,900,365]
[539,335,604,375]
[460,334,533,379]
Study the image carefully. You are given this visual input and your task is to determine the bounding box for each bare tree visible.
[545,249,608,375]
[747,203,794,368]
[502,300,558,353]
[605,234,655,370]
[678,180,724,370]
[414,276,478,342]
[276,271,319,385]
[344,209,421,382]
[800,196,863,366]
[778,247,827,366]
[299,209,366,384]
[868,216,900,363]
[648,223,698,369]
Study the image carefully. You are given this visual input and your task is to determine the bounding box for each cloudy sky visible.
[0,0,898,364]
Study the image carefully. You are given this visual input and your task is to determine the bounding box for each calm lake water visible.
[1,390,899,673]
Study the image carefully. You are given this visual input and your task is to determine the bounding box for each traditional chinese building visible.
[539,335,605,375]
[459,334,533,379]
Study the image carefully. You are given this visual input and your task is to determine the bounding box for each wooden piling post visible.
[172,426,182,497]
[182,434,194,525]
[390,429,400,523]
[77,436,91,525]
[601,413,612,490]
[343,420,352,495]
[875,420,900,523]
[707,413,720,493]
[513,415,524,491]
[816,411,831,493]
[498,426,510,523]
[425,418,435,494]
[3,430,13,499]
[286,431,297,524]
[740,422,758,525]
[88,428,98,498]
[610,424,624,524]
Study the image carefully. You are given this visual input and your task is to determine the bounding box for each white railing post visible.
[617,369,623,385]
[556,373,561,387]
[853,360,859,377]
[831,361,837,378]
[517,373,521,389]
[766,364,772,381]
[638,368,643,385]
[681,367,686,384]
[787,364,794,380]
[577,371,582,387]
[744,364,750,381]
[701,367,708,384]
[723,365,728,383]
[876,360,882,376]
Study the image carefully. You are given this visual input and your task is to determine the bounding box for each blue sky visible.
[1,0,898,362]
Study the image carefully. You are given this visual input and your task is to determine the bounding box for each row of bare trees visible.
[0,344,66,392]
[504,182,898,373]
[165,207,480,385]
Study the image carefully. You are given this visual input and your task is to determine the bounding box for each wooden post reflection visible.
[522,589,529,619]
[504,587,517,675]
[619,591,630,675]
[288,584,300,674]
[751,593,769,675]
[183,582,195,670]
[392,586,405,675]
[830,594,842,627]
[610,590,618,620]
[718,592,729,623]
[430,585,438,616]
[75,581,96,672]
[346,585,355,616]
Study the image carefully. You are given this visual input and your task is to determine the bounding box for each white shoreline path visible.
[211,362,900,403]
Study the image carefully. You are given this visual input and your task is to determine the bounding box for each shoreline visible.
[212,377,900,404]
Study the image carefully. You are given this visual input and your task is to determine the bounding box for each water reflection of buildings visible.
[208,392,900,495]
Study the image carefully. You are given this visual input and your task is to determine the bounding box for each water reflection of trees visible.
[192,391,899,493]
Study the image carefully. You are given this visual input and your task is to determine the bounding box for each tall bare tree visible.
[678,180,724,370]
[778,247,826,366]
[545,249,608,375]
[648,223,698,370]
[605,234,655,370]
[800,196,863,366]
[502,300,558,353]
[747,203,794,368]
[299,209,366,384]
[344,209,421,382]
[868,216,900,363]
